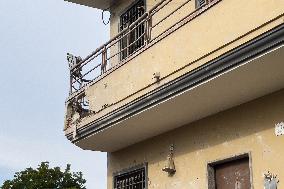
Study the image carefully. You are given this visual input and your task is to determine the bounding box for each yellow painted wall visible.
[107,89,284,189]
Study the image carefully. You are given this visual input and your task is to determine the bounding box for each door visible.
[214,157,251,189]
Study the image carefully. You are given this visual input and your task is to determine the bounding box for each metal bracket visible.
[153,72,160,81]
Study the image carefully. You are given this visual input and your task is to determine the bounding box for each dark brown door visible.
[215,157,251,189]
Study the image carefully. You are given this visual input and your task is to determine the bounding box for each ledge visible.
[64,0,111,9]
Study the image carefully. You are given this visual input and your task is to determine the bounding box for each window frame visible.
[118,0,146,61]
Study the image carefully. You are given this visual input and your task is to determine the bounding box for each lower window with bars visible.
[114,165,147,189]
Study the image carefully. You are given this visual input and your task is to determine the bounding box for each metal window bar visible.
[108,30,146,62]
[67,0,218,97]
[120,0,145,61]
[114,167,146,189]
[196,0,212,8]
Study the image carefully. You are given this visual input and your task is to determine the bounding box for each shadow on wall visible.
[110,88,284,165]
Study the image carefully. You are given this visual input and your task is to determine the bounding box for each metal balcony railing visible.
[67,0,220,102]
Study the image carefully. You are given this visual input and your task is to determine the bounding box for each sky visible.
[0,0,109,188]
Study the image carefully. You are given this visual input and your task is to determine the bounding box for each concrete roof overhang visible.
[65,0,112,10]
[70,24,284,152]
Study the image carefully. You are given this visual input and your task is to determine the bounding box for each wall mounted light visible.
[162,144,176,175]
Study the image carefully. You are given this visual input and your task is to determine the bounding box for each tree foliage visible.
[1,162,86,189]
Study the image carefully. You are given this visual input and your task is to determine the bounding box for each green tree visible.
[1,162,86,189]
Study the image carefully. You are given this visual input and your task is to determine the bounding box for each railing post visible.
[145,17,149,45]
[147,15,152,43]
[127,24,130,58]
[70,74,73,95]
[101,45,107,73]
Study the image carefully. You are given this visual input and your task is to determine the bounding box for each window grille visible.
[120,0,145,60]
[114,166,147,189]
[196,0,206,8]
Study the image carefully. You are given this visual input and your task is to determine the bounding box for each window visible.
[208,154,252,189]
[196,0,214,8]
[114,165,147,189]
[196,0,206,8]
[120,0,146,60]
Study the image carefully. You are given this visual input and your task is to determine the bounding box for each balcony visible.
[66,0,223,96]
[64,0,284,152]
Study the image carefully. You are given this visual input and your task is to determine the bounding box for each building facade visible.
[64,0,284,188]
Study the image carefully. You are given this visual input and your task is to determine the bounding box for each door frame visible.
[206,152,254,189]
